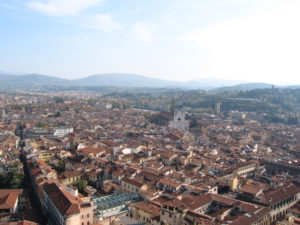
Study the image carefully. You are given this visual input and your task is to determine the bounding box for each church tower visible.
[170,98,175,114]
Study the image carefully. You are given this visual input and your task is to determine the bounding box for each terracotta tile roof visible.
[155,193,270,225]
[181,194,213,210]
[132,202,160,217]
[160,152,177,159]
[185,210,214,224]
[0,189,22,210]
[140,168,162,177]
[253,184,300,206]
[9,220,39,225]
[60,170,83,179]
[43,182,80,216]
[241,183,264,196]
[77,147,104,155]
[289,200,300,215]
[158,178,182,188]
[122,177,144,188]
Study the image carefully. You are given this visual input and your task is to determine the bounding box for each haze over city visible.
[2,1,300,225]
[1,0,300,85]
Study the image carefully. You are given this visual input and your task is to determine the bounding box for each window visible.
[87,214,89,218]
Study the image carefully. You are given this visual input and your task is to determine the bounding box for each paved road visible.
[19,131,48,225]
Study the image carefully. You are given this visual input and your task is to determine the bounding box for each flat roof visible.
[93,193,140,211]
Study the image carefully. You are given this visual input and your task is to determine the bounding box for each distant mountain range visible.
[0,73,68,89]
[76,73,181,88]
[0,72,298,91]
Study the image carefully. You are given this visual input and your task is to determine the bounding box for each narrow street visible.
[19,129,48,225]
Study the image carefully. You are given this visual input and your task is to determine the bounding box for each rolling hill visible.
[75,73,182,87]
[0,72,289,91]
[0,73,70,89]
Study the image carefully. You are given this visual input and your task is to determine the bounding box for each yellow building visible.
[60,171,84,185]
[130,202,160,225]
[39,150,54,163]
[121,177,147,196]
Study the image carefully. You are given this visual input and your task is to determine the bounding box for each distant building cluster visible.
[0,92,299,225]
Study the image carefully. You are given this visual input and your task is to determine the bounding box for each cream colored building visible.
[121,178,147,196]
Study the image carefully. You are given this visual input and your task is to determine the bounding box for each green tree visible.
[143,112,152,120]
[9,172,24,189]
[54,111,61,117]
[36,121,45,128]
[55,161,65,175]
[54,97,64,103]
[287,116,298,125]
[190,118,198,128]
[76,180,87,194]
[0,171,24,189]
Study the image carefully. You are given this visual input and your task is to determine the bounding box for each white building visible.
[54,127,73,137]
[169,110,189,131]
[230,111,246,120]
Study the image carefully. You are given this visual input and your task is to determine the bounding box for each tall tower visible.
[170,98,175,114]
[215,102,221,116]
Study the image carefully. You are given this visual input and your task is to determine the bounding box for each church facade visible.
[169,110,189,131]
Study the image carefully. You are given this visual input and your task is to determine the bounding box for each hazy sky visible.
[1,0,300,84]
